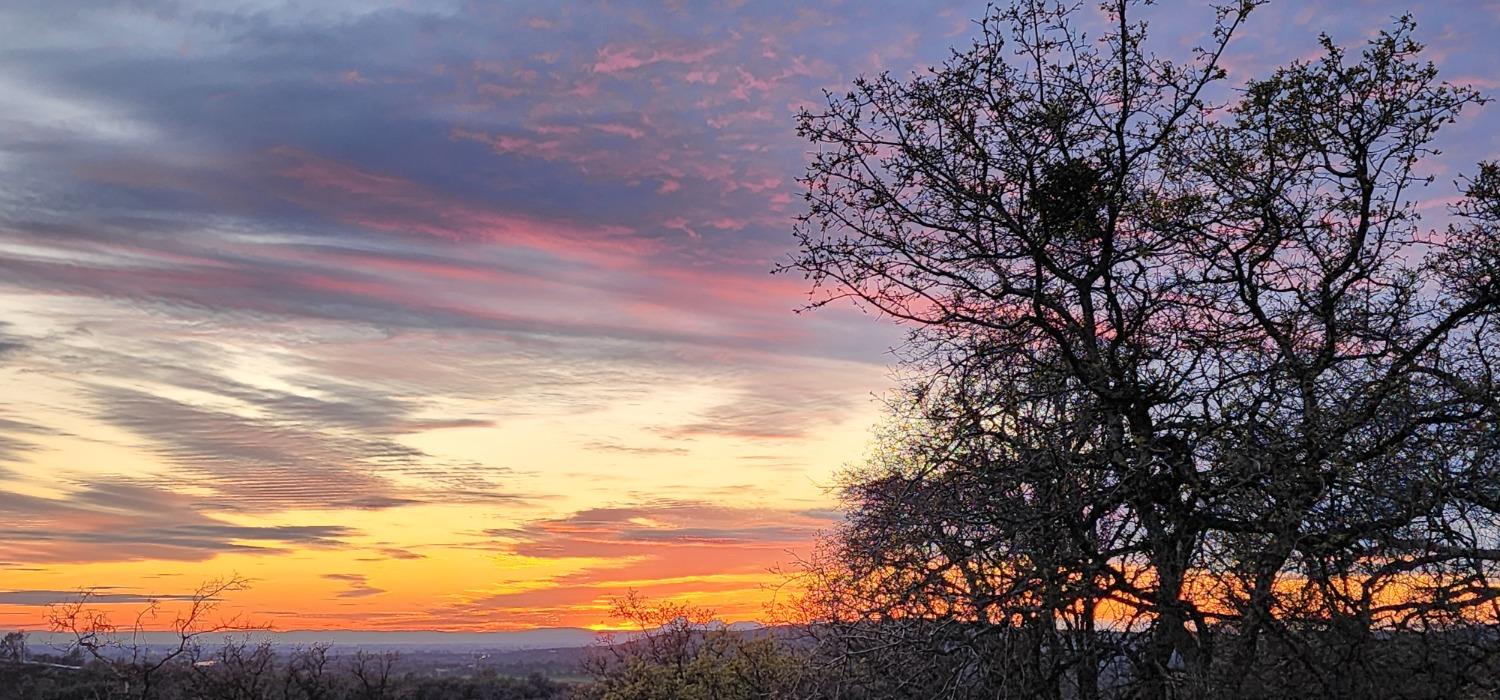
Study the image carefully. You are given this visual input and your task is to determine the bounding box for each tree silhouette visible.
[785,1,1500,697]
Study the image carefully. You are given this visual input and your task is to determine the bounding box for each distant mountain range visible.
[21,623,763,651]
[24,628,601,651]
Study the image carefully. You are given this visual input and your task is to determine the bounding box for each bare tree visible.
[784,1,1499,697]
[47,575,261,699]
[282,643,334,700]
[186,638,277,700]
[347,649,398,700]
[0,631,27,664]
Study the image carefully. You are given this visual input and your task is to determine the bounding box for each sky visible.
[0,0,1497,633]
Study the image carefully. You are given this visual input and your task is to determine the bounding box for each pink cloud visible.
[592,43,719,74]
[591,122,647,139]
[267,146,653,265]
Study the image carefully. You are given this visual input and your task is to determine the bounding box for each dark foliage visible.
[781,0,1500,697]
[0,638,573,700]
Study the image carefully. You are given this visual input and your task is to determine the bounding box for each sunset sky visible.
[1,0,1497,632]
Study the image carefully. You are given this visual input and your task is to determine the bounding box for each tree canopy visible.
[784,1,1500,697]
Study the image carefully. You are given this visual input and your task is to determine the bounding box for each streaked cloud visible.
[0,480,357,563]
[0,588,205,607]
[323,573,386,599]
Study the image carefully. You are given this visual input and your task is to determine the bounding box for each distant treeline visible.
[0,640,569,700]
[8,612,1499,699]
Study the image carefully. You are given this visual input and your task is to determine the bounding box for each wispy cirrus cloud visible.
[0,480,357,563]
[89,385,426,512]
[0,414,58,466]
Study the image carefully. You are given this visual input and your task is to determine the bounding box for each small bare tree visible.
[47,575,261,700]
[0,631,27,664]
[186,638,277,700]
[282,643,334,700]
[347,649,399,700]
